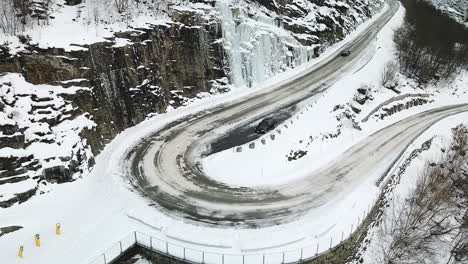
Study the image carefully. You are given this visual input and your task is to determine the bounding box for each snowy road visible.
[121,0,431,227]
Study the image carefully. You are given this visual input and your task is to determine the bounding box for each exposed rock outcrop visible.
[0,226,23,237]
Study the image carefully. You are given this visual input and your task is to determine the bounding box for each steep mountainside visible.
[0,0,384,206]
[218,0,384,87]
[424,0,468,26]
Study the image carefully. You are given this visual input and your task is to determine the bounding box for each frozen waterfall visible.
[216,0,312,89]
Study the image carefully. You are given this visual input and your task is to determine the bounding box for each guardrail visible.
[89,232,137,264]
[89,215,376,264]
[88,189,384,264]
[88,187,386,264]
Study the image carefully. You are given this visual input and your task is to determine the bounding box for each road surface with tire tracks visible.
[122,1,468,227]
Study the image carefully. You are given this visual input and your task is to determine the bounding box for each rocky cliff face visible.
[217,0,384,88]
[0,3,226,207]
[0,0,383,206]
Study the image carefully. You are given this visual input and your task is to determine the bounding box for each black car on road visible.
[341,49,351,57]
[255,117,277,134]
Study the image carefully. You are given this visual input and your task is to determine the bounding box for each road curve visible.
[121,1,450,227]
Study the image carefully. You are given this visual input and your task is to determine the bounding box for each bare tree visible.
[43,0,52,25]
[93,7,101,26]
[114,0,130,13]
[381,61,398,87]
[394,21,468,85]
[0,0,22,35]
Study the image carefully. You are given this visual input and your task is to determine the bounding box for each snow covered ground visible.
[357,111,468,264]
[1,0,180,53]
[1,1,468,264]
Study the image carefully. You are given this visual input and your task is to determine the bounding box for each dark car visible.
[255,117,276,134]
[341,49,351,57]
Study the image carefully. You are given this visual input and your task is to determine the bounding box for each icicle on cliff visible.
[216,0,312,89]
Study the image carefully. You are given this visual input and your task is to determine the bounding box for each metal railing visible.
[88,186,386,264]
[88,189,385,264]
[89,218,374,264]
[88,188,386,264]
[89,232,137,264]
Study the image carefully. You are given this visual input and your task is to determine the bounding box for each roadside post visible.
[18,246,23,258]
[35,234,41,247]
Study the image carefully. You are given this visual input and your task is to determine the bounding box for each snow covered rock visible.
[424,0,468,27]
[0,74,95,207]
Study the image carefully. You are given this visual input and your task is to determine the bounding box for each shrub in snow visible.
[354,83,374,105]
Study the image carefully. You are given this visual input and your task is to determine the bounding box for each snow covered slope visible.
[424,0,468,26]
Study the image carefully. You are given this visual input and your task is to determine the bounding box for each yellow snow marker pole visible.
[35,234,41,247]
[56,223,61,235]
[18,246,23,258]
